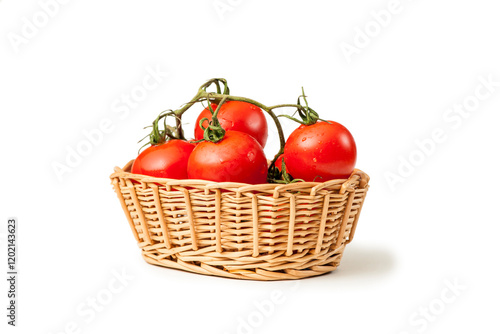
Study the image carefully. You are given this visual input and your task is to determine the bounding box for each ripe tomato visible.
[131,140,195,179]
[284,121,356,181]
[194,101,268,148]
[187,131,268,184]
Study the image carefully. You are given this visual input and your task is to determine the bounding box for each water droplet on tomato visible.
[313,158,317,163]
[247,151,255,161]
[302,137,307,142]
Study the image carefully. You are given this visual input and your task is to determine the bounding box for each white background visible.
[1,0,499,333]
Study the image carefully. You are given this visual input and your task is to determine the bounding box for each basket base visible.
[141,248,345,281]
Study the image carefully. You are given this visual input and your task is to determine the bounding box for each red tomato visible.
[284,121,356,181]
[131,140,195,178]
[187,131,268,184]
[194,101,268,148]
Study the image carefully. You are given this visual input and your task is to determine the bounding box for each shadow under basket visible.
[110,160,370,281]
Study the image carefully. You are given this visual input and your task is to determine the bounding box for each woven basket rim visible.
[110,159,370,195]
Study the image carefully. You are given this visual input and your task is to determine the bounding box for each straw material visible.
[110,160,369,280]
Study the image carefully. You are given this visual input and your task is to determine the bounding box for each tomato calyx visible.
[137,109,185,153]
[197,96,227,143]
[267,156,304,184]
[278,87,327,126]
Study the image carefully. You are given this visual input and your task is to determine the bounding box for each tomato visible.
[284,121,356,182]
[187,131,268,184]
[131,140,195,179]
[194,101,268,148]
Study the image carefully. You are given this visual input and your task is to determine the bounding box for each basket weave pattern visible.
[110,160,369,280]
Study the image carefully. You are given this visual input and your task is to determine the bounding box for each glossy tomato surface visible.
[131,140,195,179]
[284,121,356,182]
[187,131,268,184]
[194,101,268,148]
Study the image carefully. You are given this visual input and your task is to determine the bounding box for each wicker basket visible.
[110,160,369,280]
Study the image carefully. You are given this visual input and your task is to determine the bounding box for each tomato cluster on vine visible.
[131,78,357,185]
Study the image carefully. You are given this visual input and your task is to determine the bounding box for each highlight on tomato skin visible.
[187,130,268,184]
[131,140,195,179]
[194,101,268,148]
[283,120,357,182]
